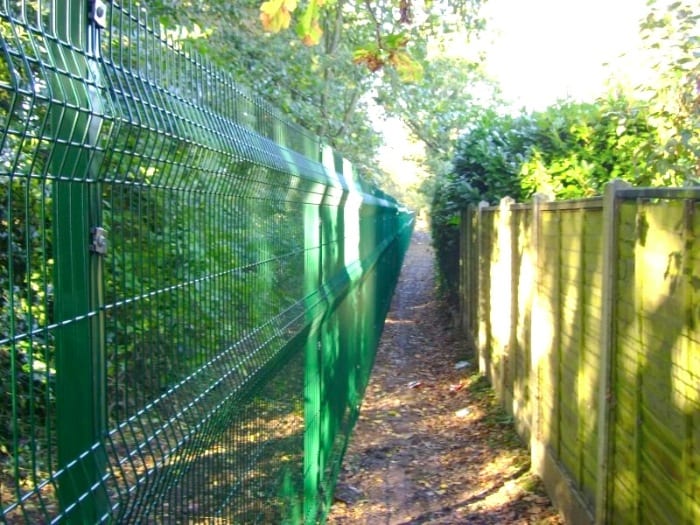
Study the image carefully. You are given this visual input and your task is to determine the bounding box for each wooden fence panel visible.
[537,207,563,464]
[511,206,534,438]
[609,199,699,524]
[579,207,604,507]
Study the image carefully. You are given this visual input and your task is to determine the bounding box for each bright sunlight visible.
[481,0,650,110]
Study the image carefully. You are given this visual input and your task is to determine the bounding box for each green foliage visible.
[451,110,531,204]
[144,0,383,176]
[634,0,699,185]
[519,98,661,199]
[378,56,495,163]
[256,0,485,81]
[429,172,470,303]
[0,68,55,453]
[143,0,490,188]
[431,87,693,302]
[376,53,499,221]
[430,109,529,301]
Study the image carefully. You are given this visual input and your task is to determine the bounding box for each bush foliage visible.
[432,91,698,302]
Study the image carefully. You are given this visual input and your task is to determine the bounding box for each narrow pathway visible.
[327,228,563,524]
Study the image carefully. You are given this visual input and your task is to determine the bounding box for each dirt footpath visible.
[326,229,563,524]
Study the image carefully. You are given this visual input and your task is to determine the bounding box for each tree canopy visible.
[145,0,488,201]
[258,0,484,80]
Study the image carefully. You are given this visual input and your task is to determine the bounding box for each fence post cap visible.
[605,179,632,191]
[499,196,516,209]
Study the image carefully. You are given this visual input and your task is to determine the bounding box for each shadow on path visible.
[327,228,563,525]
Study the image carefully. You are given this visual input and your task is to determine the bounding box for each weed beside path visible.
[327,228,563,524]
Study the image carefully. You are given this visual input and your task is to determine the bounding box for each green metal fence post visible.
[51,0,107,521]
[303,195,322,523]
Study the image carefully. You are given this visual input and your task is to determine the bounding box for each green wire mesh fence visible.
[0,1,414,522]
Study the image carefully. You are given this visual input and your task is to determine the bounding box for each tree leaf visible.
[353,46,384,72]
[296,0,323,45]
[260,0,298,33]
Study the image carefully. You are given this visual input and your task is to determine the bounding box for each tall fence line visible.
[459,182,699,525]
[0,1,414,522]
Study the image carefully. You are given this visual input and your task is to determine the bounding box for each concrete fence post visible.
[496,197,515,398]
[594,179,631,524]
[529,192,549,483]
[475,200,490,373]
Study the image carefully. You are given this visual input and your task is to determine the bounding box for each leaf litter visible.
[327,229,563,524]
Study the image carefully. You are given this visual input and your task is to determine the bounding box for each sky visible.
[480,0,650,110]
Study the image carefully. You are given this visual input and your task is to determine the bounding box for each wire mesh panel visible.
[0,1,414,523]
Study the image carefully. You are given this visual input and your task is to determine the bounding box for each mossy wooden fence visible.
[459,182,699,525]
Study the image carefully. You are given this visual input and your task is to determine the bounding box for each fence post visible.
[459,206,472,338]
[303,199,321,523]
[302,149,335,522]
[475,200,489,372]
[496,196,515,398]
[529,192,549,489]
[51,0,107,520]
[594,180,630,524]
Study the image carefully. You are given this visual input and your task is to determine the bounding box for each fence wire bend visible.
[0,1,414,523]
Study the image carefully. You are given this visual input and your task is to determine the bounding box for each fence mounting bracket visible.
[90,227,108,255]
[89,0,107,29]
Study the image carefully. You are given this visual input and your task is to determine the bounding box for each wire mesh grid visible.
[0,0,414,523]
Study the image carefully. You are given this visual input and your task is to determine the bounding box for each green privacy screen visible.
[0,1,414,522]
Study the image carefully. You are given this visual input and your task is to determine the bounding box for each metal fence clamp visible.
[90,227,108,255]
[89,0,107,29]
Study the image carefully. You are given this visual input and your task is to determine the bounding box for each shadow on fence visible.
[460,184,699,525]
[0,1,413,523]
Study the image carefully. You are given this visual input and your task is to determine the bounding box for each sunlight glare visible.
[481,0,649,110]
